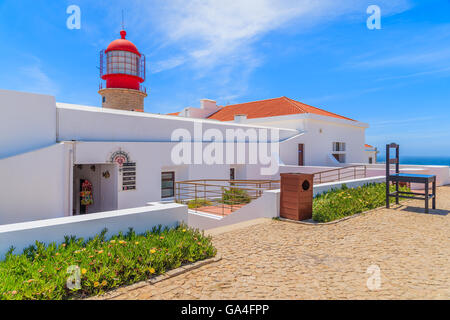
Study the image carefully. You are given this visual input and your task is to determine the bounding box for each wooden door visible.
[298,144,305,166]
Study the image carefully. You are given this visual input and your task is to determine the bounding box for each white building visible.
[0,90,282,224]
[169,96,370,166]
[2,88,450,227]
[0,88,374,225]
[365,144,379,164]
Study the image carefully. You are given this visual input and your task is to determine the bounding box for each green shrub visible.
[221,187,252,205]
[0,225,216,300]
[187,198,213,209]
[312,183,410,223]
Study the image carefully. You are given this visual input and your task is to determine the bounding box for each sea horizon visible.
[377,155,450,166]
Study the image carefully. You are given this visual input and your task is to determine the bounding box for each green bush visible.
[221,187,252,205]
[0,225,216,300]
[312,183,410,223]
[187,198,213,209]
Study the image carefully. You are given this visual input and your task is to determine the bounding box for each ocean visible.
[377,156,450,166]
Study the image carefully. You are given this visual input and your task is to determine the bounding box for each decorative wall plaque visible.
[109,149,136,191]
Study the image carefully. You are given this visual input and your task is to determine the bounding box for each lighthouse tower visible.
[99,30,147,112]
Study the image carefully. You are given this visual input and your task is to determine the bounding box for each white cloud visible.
[120,0,413,101]
[0,54,59,96]
[19,63,59,96]
[150,56,187,74]
[151,0,412,69]
[349,49,450,69]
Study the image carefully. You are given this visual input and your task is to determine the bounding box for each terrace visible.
[175,165,368,216]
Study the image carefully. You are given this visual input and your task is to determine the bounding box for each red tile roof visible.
[206,97,356,122]
[365,144,374,148]
[167,112,180,116]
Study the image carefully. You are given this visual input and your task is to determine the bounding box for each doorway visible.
[73,163,118,215]
[79,179,92,214]
[230,168,235,180]
[298,144,305,166]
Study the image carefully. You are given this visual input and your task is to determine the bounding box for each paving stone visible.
[98,186,450,300]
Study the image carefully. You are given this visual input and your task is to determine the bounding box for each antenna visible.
[121,10,125,30]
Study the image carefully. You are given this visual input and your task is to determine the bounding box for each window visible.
[332,142,346,152]
[106,50,141,77]
[369,157,373,164]
[161,172,175,198]
[102,96,106,103]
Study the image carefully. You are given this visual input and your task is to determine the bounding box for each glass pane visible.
[162,189,174,198]
[161,172,173,180]
[162,180,173,188]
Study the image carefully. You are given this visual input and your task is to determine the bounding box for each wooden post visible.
[432,178,436,210]
[194,184,197,212]
[386,144,390,209]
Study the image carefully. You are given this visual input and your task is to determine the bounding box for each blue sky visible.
[0,0,449,156]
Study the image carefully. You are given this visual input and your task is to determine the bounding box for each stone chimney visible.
[200,99,217,110]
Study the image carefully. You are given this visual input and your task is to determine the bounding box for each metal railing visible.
[175,166,366,216]
[313,165,367,184]
[175,179,280,216]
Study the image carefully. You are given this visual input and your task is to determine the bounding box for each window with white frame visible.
[332,142,346,163]
[332,142,346,152]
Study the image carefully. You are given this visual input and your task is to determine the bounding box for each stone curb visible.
[278,199,415,226]
[148,254,222,285]
[87,254,222,300]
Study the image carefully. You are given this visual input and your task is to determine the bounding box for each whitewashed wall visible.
[0,203,187,259]
[56,103,297,143]
[187,189,280,230]
[0,90,56,159]
[306,118,366,165]
[0,143,71,225]
[244,113,368,166]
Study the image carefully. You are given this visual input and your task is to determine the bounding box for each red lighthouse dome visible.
[100,30,146,91]
[99,29,147,112]
[105,30,140,56]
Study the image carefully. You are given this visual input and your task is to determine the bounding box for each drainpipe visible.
[66,142,76,216]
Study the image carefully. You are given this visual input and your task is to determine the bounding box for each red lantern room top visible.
[105,30,141,57]
[100,30,146,92]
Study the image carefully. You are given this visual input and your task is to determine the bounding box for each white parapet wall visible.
[187,176,387,230]
[0,203,187,259]
[355,163,450,189]
[313,176,386,196]
[187,189,280,230]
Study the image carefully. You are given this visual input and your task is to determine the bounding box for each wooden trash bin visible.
[280,173,314,221]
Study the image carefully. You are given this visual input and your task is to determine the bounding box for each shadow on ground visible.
[394,205,449,216]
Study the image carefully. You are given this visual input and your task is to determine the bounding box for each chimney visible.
[180,107,190,117]
[200,99,217,110]
[234,114,247,123]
